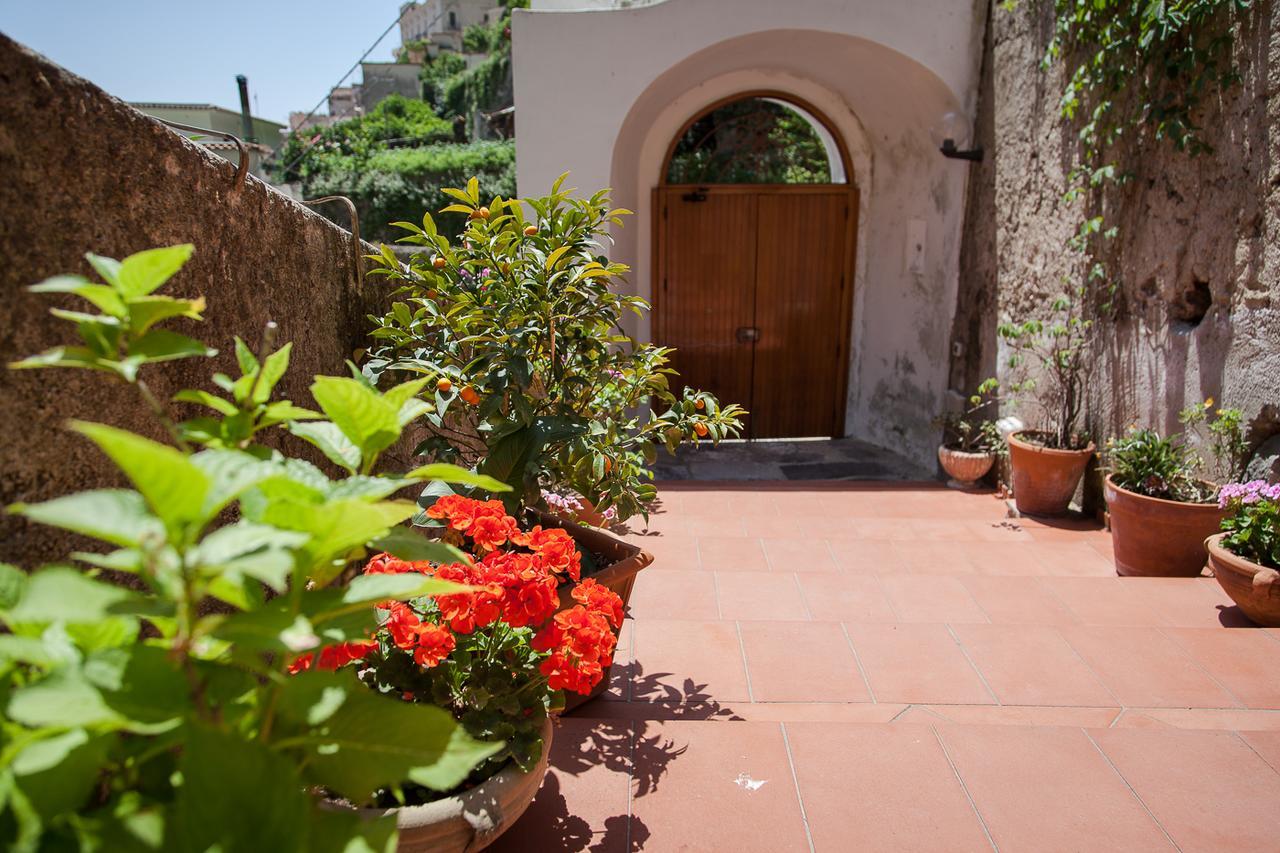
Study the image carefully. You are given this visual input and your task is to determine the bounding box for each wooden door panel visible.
[657,188,757,427]
[751,192,851,438]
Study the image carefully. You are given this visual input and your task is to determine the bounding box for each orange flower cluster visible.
[288,496,621,697]
[532,579,623,695]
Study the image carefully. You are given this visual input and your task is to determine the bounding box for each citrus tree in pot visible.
[998,289,1096,515]
[2,246,512,850]
[1207,480,1280,626]
[362,176,745,707]
[935,378,1003,489]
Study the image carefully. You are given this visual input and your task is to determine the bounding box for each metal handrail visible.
[300,195,363,295]
[153,118,250,189]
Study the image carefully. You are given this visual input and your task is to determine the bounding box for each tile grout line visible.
[840,621,877,703]
[793,573,814,621]
[930,725,1000,852]
[1052,623,1125,709]
[870,572,905,622]
[1153,625,1248,710]
[625,719,636,853]
[735,620,757,703]
[779,722,817,853]
[1232,729,1280,778]
[945,623,1002,706]
[1081,728,1183,852]
[712,571,724,621]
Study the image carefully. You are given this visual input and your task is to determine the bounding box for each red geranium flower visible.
[433,562,502,634]
[524,526,582,581]
[572,578,624,628]
[288,640,376,674]
[413,622,456,668]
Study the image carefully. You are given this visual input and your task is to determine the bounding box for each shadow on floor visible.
[649,437,934,481]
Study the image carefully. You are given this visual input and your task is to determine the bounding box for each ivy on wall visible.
[1031,0,1250,306]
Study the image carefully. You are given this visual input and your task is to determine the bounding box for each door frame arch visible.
[652,91,860,437]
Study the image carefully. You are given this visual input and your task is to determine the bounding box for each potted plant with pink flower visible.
[306,494,626,850]
[1206,479,1280,626]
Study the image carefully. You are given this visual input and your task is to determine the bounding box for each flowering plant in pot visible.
[310,494,625,849]
[997,289,1096,515]
[361,176,742,705]
[1103,421,1222,577]
[2,246,508,851]
[935,378,1003,489]
[1206,480,1280,626]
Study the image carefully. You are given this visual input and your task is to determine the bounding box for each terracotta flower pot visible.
[1104,476,1224,577]
[1006,430,1095,516]
[937,445,995,489]
[1206,533,1280,627]
[533,510,654,712]
[353,719,553,852]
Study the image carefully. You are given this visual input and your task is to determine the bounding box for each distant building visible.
[131,102,285,177]
[399,1,507,52]
[355,63,421,112]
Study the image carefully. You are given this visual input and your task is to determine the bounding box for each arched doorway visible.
[654,93,859,438]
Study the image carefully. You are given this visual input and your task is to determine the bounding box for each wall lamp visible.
[940,138,984,162]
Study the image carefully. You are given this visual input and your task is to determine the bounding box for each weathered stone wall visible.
[954,1,1280,480]
[0,36,374,566]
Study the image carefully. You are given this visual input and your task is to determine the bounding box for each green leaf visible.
[307,571,466,624]
[288,421,363,473]
[3,567,142,624]
[84,645,190,726]
[116,244,195,298]
[255,498,418,583]
[30,275,126,317]
[369,528,470,566]
[234,336,260,377]
[191,520,308,592]
[173,389,239,416]
[169,724,310,852]
[306,804,397,853]
[189,449,279,519]
[260,401,323,427]
[0,562,26,609]
[11,729,112,821]
[309,377,401,466]
[85,252,123,288]
[129,328,215,363]
[255,342,293,405]
[9,489,164,548]
[275,671,503,801]
[71,422,210,532]
[7,668,122,728]
[126,295,206,336]
[404,463,511,493]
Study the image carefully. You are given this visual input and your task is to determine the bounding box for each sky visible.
[0,0,411,125]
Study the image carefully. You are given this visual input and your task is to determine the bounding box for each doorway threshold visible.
[649,437,932,482]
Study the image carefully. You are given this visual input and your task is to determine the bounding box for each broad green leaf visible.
[173,388,238,416]
[326,475,417,501]
[307,572,468,625]
[30,275,126,317]
[126,295,206,336]
[116,244,195,298]
[370,528,469,566]
[129,328,215,363]
[7,668,122,728]
[288,421,362,473]
[189,449,279,519]
[306,804,397,853]
[260,401,322,427]
[72,422,210,532]
[3,567,142,624]
[0,562,26,609]
[191,520,308,592]
[309,377,401,464]
[85,252,122,288]
[234,336,260,377]
[83,645,190,726]
[255,498,418,583]
[8,489,163,547]
[545,245,571,270]
[11,729,112,821]
[404,463,511,493]
[9,345,113,373]
[382,377,430,412]
[169,724,310,852]
[275,671,503,800]
[254,342,293,405]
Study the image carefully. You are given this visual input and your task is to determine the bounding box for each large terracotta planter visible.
[1006,430,1095,516]
[1206,534,1280,627]
[355,719,552,852]
[1104,475,1224,577]
[937,445,995,489]
[532,510,654,712]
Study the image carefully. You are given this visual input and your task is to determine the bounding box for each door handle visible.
[736,326,760,343]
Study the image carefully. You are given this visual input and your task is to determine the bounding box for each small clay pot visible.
[937,445,995,489]
[1104,476,1224,577]
[1006,430,1095,516]
[1206,534,1280,627]
[352,719,553,852]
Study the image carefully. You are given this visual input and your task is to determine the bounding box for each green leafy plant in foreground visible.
[364,175,746,523]
[936,378,1004,454]
[2,245,511,851]
[1105,427,1214,503]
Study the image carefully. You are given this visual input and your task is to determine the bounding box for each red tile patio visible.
[492,482,1280,852]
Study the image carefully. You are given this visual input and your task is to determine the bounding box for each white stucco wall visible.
[513,0,987,466]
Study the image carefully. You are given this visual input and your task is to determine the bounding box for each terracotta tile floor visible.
[492,482,1280,852]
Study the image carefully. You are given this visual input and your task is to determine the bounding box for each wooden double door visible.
[655,185,858,438]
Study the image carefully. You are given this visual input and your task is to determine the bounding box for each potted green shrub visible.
[998,290,1096,515]
[1207,480,1280,626]
[1104,426,1223,577]
[935,378,1003,489]
[3,246,512,849]
[362,176,744,704]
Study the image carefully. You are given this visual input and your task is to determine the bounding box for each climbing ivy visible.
[1035,0,1249,303]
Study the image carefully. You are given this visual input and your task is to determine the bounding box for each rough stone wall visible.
[955,1,1280,481]
[0,36,375,566]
